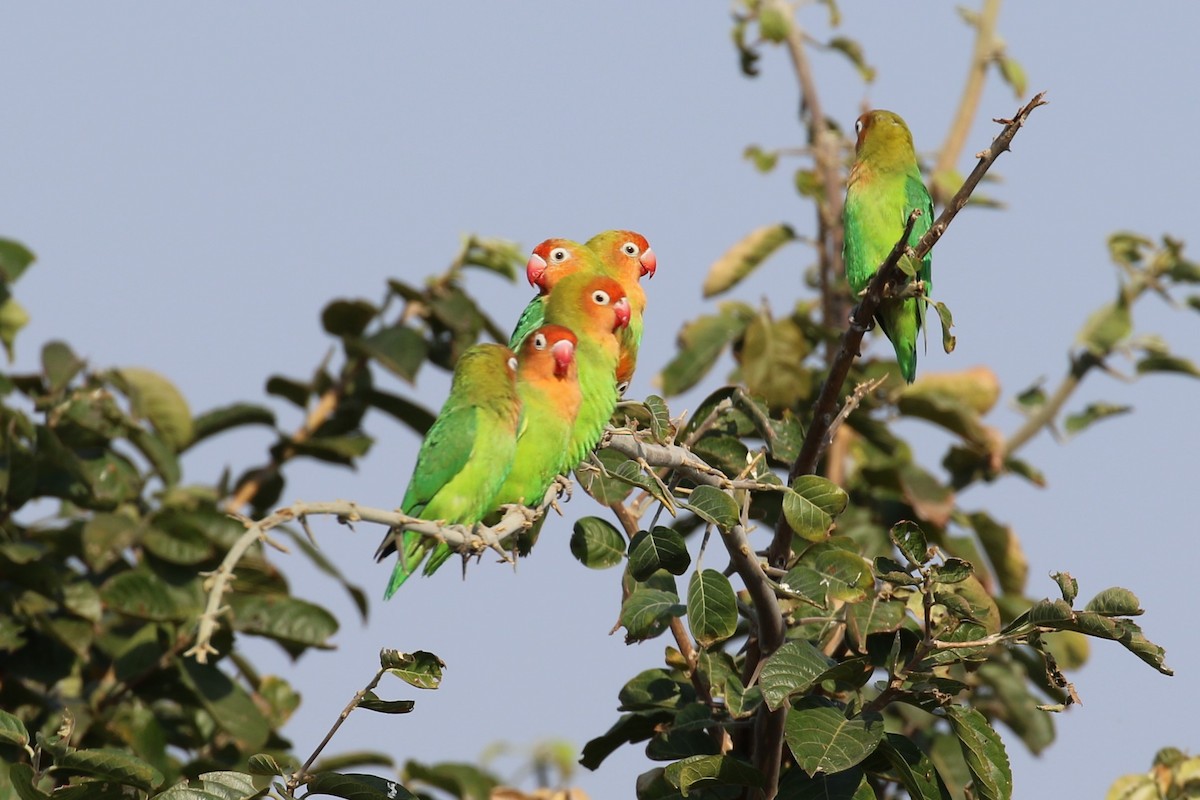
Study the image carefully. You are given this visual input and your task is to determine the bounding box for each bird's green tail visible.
[383,530,428,600]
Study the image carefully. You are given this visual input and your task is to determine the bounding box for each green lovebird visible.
[488,324,582,556]
[844,109,934,383]
[542,267,631,470]
[375,343,521,599]
[491,323,582,509]
[510,231,654,388]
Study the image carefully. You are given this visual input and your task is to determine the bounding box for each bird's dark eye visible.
[550,247,568,262]
[616,381,630,397]
[622,242,639,257]
[592,290,611,305]
[533,333,547,350]
[854,119,864,135]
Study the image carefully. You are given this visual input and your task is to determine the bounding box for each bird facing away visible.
[375,343,521,599]
[843,109,934,383]
[510,231,654,387]
[541,268,631,470]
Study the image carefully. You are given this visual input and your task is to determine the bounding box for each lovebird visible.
[542,267,631,470]
[491,323,582,511]
[375,343,521,598]
[844,109,934,383]
[510,231,654,388]
[488,324,582,556]
[584,229,656,387]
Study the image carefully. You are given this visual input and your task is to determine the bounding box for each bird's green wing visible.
[509,295,547,350]
[904,170,935,289]
[400,402,478,519]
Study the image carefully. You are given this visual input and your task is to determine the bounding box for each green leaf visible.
[783,476,847,541]
[1136,353,1200,379]
[0,238,35,283]
[141,523,213,565]
[0,708,30,748]
[828,36,875,82]
[877,733,952,800]
[644,394,673,442]
[687,569,737,648]
[111,367,194,449]
[312,752,396,774]
[784,699,885,776]
[0,296,30,360]
[621,587,685,643]
[403,760,497,800]
[1086,587,1142,616]
[759,640,834,711]
[1064,402,1133,434]
[248,754,285,776]
[702,223,795,297]
[739,311,811,411]
[322,298,379,338]
[462,235,523,280]
[42,340,85,393]
[570,516,626,569]
[1052,571,1078,605]
[190,403,276,447]
[367,389,435,434]
[757,5,791,42]
[663,755,764,796]
[930,558,973,584]
[629,527,691,581]
[846,596,906,649]
[944,705,1012,800]
[290,433,374,465]
[996,55,1028,98]
[55,747,164,790]
[5,762,50,800]
[355,324,428,383]
[658,302,754,396]
[891,521,929,566]
[682,485,740,531]
[969,511,1028,596]
[357,691,415,714]
[619,668,688,712]
[266,374,311,407]
[228,593,339,649]
[304,772,416,800]
[1077,294,1132,355]
[744,144,779,173]
[100,569,184,622]
[382,650,445,689]
[178,660,271,751]
[582,713,669,771]
[576,448,635,506]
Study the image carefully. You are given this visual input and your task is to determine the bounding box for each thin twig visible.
[933,0,1004,205]
[287,664,387,791]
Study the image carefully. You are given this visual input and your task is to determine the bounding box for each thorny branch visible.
[186,482,562,663]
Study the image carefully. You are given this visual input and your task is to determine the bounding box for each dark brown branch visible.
[768,91,1049,569]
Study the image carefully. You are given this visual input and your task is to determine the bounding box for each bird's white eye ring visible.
[533,333,547,350]
[622,242,640,257]
[550,247,569,262]
[592,290,611,305]
[616,381,630,397]
[507,357,518,373]
[854,118,864,135]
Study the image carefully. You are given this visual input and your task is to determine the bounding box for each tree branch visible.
[932,0,1004,205]
[769,92,1049,569]
[186,483,561,663]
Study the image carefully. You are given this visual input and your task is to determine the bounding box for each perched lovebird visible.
[584,229,656,386]
[375,343,521,598]
[511,231,654,387]
[843,109,934,383]
[542,269,631,470]
[491,324,582,510]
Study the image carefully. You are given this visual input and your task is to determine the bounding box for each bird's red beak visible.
[551,338,575,378]
[612,297,631,331]
[526,253,548,289]
[638,247,657,278]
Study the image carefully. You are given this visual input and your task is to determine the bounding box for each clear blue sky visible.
[3,3,1196,796]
